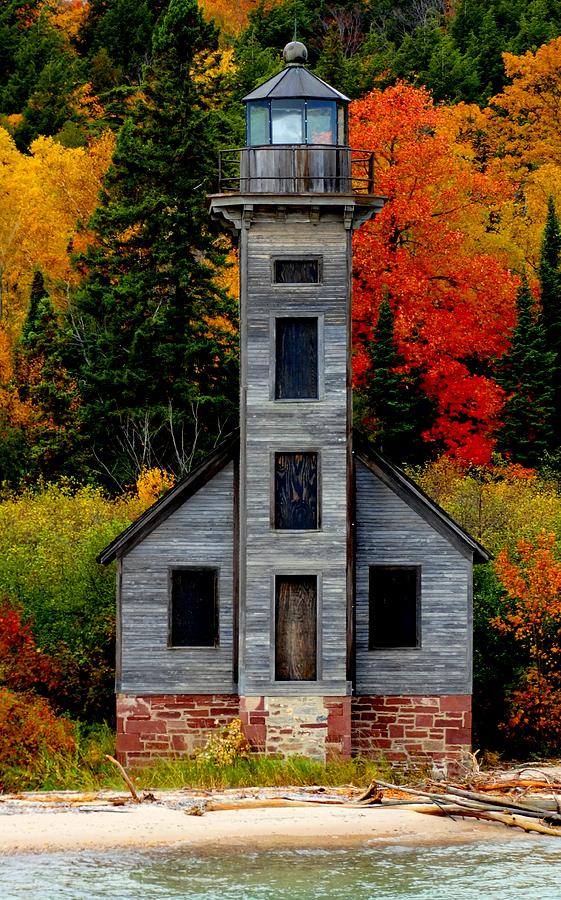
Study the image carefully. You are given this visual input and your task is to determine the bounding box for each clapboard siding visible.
[355,459,472,695]
[119,463,235,694]
[240,211,352,695]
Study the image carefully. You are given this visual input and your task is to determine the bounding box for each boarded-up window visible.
[273,258,320,284]
[170,568,218,647]
[275,575,317,680]
[275,317,318,399]
[369,566,420,649]
[274,452,318,529]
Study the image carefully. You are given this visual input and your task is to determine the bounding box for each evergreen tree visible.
[497,276,555,466]
[12,272,81,480]
[78,0,160,86]
[539,196,561,445]
[315,25,348,92]
[68,0,239,487]
[0,2,80,148]
[358,296,432,463]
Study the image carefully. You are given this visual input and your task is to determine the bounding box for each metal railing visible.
[217,146,376,195]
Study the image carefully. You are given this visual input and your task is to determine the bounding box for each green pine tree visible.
[357,296,433,463]
[496,276,555,466]
[315,24,348,89]
[539,196,561,446]
[79,0,160,86]
[11,271,82,480]
[68,0,239,488]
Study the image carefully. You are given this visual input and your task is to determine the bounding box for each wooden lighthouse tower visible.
[210,41,383,755]
[102,43,487,773]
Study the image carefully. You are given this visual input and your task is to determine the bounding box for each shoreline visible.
[0,790,532,855]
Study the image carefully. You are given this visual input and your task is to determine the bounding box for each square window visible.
[170,568,218,647]
[274,452,319,530]
[275,575,317,681]
[369,566,420,649]
[273,258,320,284]
[275,317,319,400]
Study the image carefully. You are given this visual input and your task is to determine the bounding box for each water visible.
[2,841,560,899]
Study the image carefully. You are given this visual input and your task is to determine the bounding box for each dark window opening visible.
[275,575,317,681]
[369,566,420,649]
[275,317,319,400]
[274,452,318,530]
[170,568,218,647]
[274,258,320,284]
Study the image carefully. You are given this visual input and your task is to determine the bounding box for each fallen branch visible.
[429,784,561,821]
[419,806,561,837]
[105,755,141,803]
[474,780,561,793]
[355,781,383,804]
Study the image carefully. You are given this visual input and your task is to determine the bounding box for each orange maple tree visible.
[350,83,519,464]
[494,532,561,751]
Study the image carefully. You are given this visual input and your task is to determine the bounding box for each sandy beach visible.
[0,790,527,855]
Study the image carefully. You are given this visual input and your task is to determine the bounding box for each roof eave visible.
[242,65,350,104]
[354,433,491,564]
[97,431,240,566]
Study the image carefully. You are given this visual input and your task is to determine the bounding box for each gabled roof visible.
[354,433,490,564]
[97,431,239,565]
[98,429,490,566]
[243,65,350,103]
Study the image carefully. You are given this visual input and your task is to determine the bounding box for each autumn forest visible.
[3,0,561,785]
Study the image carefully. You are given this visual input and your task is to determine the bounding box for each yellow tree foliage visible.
[133,467,176,514]
[490,38,561,173]
[0,127,114,337]
[199,0,283,36]
[409,457,561,555]
[45,0,88,42]
[447,39,561,274]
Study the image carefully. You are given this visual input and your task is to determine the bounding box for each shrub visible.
[0,688,75,791]
[492,531,561,755]
[195,718,250,766]
[0,474,172,722]
[0,599,61,698]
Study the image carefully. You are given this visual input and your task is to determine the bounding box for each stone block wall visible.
[116,693,239,766]
[352,694,472,776]
[115,692,471,772]
[240,695,351,761]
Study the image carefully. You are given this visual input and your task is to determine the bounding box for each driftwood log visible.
[105,755,141,803]
[419,806,561,837]
[372,779,561,836]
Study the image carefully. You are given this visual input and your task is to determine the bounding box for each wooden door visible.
[275,575,317,681]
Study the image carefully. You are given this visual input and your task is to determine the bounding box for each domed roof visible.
[242,63,349,104]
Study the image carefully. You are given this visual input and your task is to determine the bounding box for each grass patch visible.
[131,753,396,792]
[1,725,396,793]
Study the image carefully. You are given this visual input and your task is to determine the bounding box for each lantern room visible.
[218,42,375,196]
[244,41,349,147]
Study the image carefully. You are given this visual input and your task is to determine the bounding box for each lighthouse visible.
[210,41,383,754]
[103,44,485,773]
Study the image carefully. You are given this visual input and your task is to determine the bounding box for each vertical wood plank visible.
[275,576,317,681]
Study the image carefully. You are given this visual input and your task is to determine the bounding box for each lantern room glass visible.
[246,99,343,146]
[272,100,305,143]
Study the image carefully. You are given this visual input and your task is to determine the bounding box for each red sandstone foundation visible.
[116,692,471,774]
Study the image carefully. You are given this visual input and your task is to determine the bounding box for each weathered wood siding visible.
[118,463,235,694]
[355,459,472,695]
[239,209,352,696]
[240,147,351,193]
